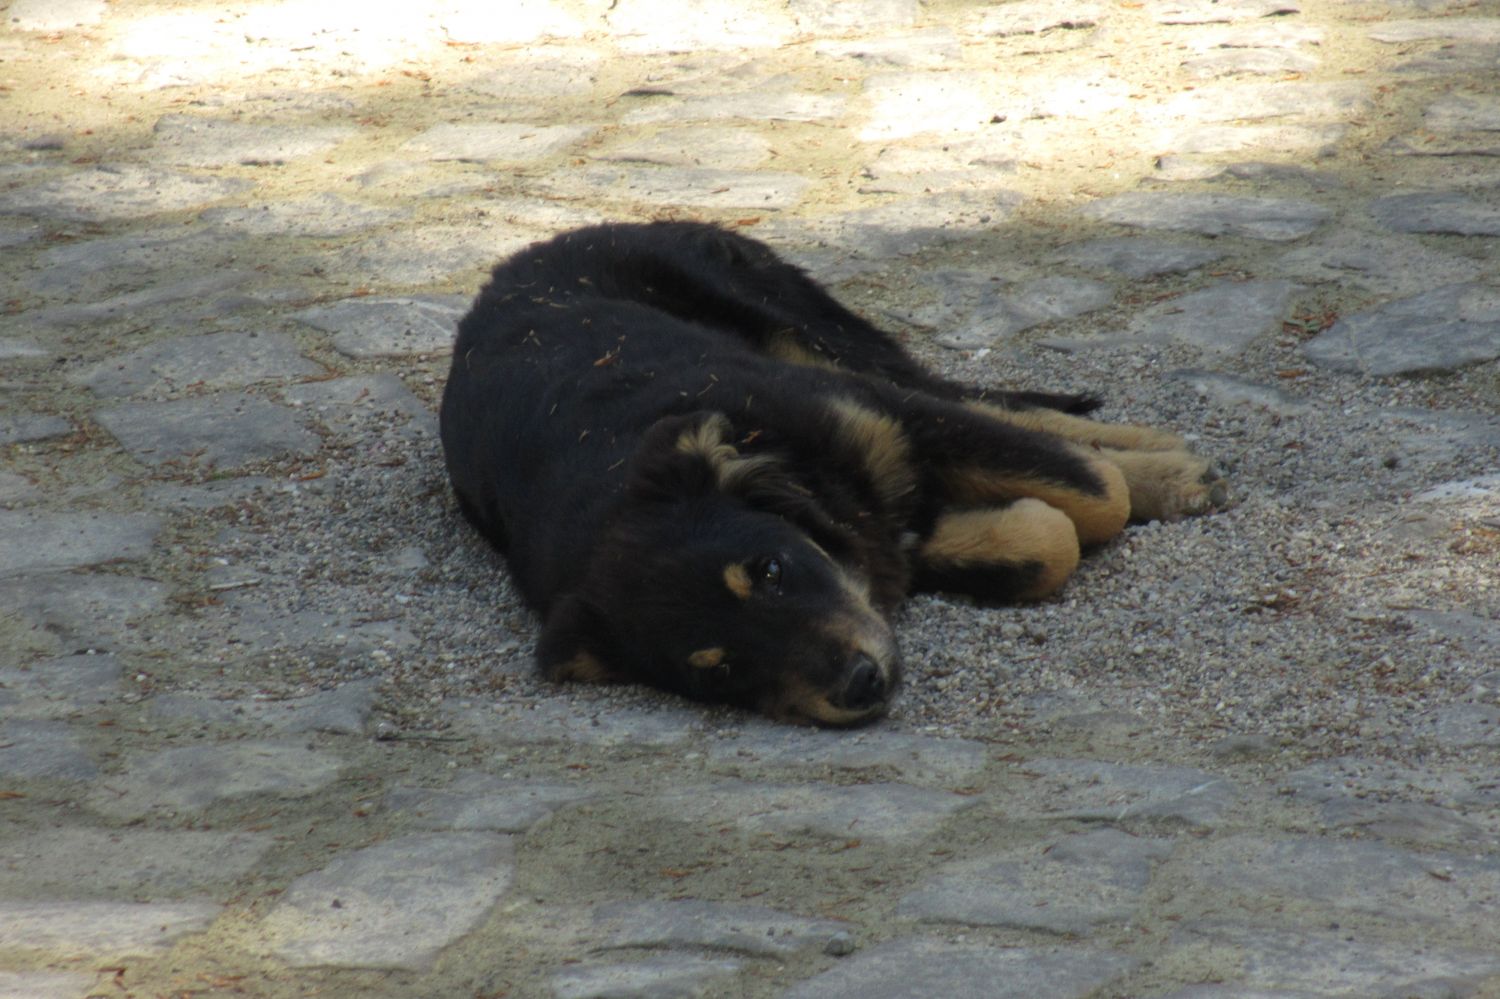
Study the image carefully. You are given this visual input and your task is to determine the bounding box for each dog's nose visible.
[839,653,887,711]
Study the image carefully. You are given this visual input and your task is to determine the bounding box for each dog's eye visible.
[756,556,784,588]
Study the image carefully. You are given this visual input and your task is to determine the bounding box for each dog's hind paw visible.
[1105,449,1230,523]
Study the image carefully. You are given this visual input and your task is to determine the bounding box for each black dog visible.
[440,222,1225,725]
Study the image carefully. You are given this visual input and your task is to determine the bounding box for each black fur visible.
[441,221,1185,725]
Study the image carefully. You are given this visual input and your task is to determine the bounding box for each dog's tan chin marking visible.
[549,651,616,685]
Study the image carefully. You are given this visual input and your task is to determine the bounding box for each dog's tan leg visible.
[913,499,1081,601]
[1100,448,1229,522]
[968,401,1187,452]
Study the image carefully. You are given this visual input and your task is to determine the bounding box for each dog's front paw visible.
[1105,449,1230,522]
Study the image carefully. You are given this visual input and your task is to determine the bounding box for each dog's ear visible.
[536,593,626,685]
[626,411,754,502]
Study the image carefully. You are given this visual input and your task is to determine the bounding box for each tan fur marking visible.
[723,563,753,600]
[689,647,727,669]
[549,651,616,685]
[765,675,887,727]
[767,330,840,370]
[920,500,1080,599]
[941,451,1129,546]
[1101,447,1226,522]
[968,401,1186,452]
[675,412,779,493]
[826,398,916,509]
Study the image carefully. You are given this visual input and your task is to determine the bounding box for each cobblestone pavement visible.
[4,0,1500,996]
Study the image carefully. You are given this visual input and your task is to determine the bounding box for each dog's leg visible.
[911,499,1080,601]
[965,401,1229,524]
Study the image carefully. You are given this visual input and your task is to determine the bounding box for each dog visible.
[439,221,1227,726]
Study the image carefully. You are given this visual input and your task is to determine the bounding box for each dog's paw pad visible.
[1116,451,1229,522]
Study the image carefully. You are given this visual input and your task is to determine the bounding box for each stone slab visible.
[978,1,1105,35]
[707,723,987,783]
[898,828,1175,934]
[27,272,263,328]
[259,832,515,970]
[72,331,319,398]
[1369,191,1500,236]
[384,772,595,832]
[1156,82,1370,123]
[0,166,252,223]
[1126,279,1299,354]
[198,194,404,238]
[1015,759,1241,828]
[0,572,168,651]
[151,115,356,167]
[815,29,962,68]
[1369,18,1500,43]
[551,956,742,999]
[1274,230,1485,297]
[1082,192,1330,241]
[790,0,920,34]
[148,678,380,736]
[545,165,811,210]
[445,699,707,748]
[0,652,121,719]
[281,374,436,439]
[605,0,795,52]
[597,127,772,169]
[621,90,846,126]
[1056,236,1222,278]
[0,412,71,446]
[0,827,273,898]
[1283,755,1500,810]
[0,971,98,999]
[1183,48,1319,78]
[1149,0,1300,23]
[0,719,99,782]
[654,780,976,844]
[1177,835,1500,926]
[6,0,106,31]
[95,391,320,469]
[0,900,218,958]
[782,938,1136,999]
[0,510,160,577]
[590,899,852,957]
[88,739,343,819]
[294,296,466,358]
[401,123,593,163]
[1304,283,1500,376]
[1177,925,1500,996]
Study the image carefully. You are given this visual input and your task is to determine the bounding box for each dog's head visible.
[536,412,901,726]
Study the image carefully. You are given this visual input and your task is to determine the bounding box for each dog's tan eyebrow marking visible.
[689,647,727,669]
[723,563,753,600]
